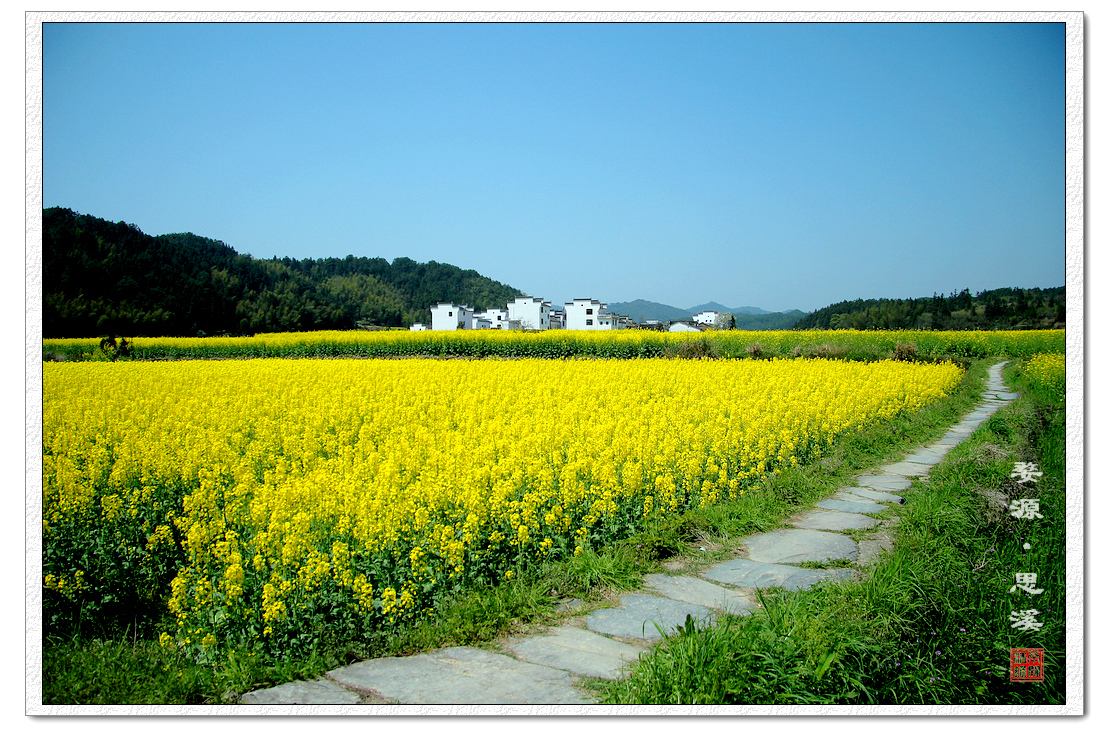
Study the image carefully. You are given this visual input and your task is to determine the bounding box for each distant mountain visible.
[609,299,806,329]
[43,207,523,337]
[684,302,768,316]
[607,299,692,324]
[686,301,734,315]
[734,310,806,330]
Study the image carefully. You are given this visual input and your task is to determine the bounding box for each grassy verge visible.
[600,358,1065,704]
[43,359,995,705]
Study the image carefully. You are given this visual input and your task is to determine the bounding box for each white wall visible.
[431,303,472,331]
[476,308,509,329]
[565,299,612,330]
[507,297,550,330]
[692,311,720,325]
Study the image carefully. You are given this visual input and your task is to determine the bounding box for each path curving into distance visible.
[240,362,1016,706]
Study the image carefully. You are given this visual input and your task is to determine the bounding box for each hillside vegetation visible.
[795,288,1064,331]
[43,207,522,337]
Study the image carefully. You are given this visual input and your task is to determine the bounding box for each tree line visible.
[42,208,522,337]
[794,287,1065,331]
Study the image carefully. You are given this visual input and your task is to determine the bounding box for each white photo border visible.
[24,9,1085,717]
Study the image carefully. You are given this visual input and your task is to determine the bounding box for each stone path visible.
[240,362,1015,706]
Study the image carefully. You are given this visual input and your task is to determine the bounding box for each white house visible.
[565,298,620,330]
[692,310,721,326]
[409,323,428,331]
[430,302,473,331]
[507,296,551,330]
[669,321,703,332]
[468,315,492,330]
[549,309,566,330]
[612,313,635,329]
[476,308,509,330]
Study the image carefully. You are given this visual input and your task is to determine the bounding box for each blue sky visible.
[42,22,1065,312]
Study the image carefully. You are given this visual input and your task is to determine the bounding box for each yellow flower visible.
[380,587,397,615]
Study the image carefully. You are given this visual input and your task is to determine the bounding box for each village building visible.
[669,321,703,332]
[692,310,721,326]
[476,308,510,330]
[430,302,474,331]
[425,295,629,332]
[507,296,551,330]
[565,298,620,330]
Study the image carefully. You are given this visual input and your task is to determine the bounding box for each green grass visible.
[41,632,351,705]
[600,358,1066,704]
[42,359,996,704]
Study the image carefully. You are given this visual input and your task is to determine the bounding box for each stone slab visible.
[834,489,874,503]
[643,573,756,615]
[857,532,895,568]
[505,625,646,680]
[856,474,911,492]
[240,678,363,705]
[838,486,905,504]
[328,647,592,704]
[741,528,857,564]
[585,594,714,642]
[792,509,879,531]
[904,450,945,465]
[703,558,855,591]
[880,460,933,477]
[817,497,887,515]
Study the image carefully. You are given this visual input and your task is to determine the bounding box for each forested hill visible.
[795,287,1065,330]
[42,207,523,337]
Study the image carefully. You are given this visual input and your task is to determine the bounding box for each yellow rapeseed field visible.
[1024,353,1065,401]
[43,327,1065,361]
[42,357,962,657]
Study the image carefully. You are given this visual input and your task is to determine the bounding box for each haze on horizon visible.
[43,22,1065,314]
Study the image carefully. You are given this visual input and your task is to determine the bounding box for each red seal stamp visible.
[1010,647,1045,682]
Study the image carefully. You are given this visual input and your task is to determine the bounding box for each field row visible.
[43,357,963,659]
[42,328,1064,362]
